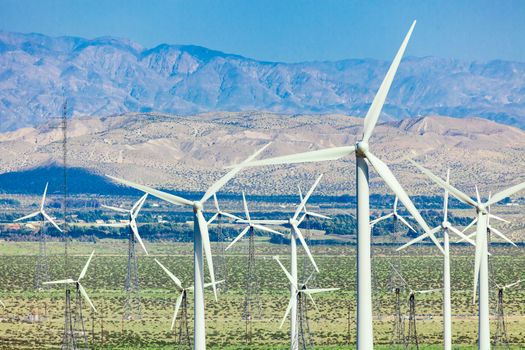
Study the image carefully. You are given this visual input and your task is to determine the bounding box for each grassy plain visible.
[0,240,523,349]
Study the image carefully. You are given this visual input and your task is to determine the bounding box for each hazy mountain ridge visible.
[1,31,525,131]
[0,112,523,196]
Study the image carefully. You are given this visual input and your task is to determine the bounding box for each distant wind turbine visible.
[15,182,62,232]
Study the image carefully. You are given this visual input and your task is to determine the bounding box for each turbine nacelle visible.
[193,201,204,213]
[355,141,369,158]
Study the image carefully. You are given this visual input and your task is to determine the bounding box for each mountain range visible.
[1,31,525,132]
[0,112,523,197]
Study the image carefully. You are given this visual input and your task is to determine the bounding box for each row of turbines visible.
[6,19,525,350]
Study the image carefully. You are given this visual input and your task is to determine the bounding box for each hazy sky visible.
[0,0,523,62]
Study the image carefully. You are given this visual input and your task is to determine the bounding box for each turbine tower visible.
[207,193,242,292]
[44,250,97,350]
[102,194,149,320]
[397,169,478,350]
[274,256,339,350]
[409,161,525,350]
[106,143,270,350]
[15,183,63,290]
[229,21,443,349]
[155,259,222,348]
[225,192,283,343]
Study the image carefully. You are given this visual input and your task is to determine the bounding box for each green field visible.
[0,240,523,349]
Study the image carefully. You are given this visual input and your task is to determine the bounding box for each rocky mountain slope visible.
[0,112,523,197]
[1,31,525,132]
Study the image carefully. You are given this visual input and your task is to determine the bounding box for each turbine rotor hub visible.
[355,141,369,157]
[193,201,203,212]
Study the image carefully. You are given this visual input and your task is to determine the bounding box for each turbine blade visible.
[201,142,272,203]
[204,280,225,289]
[504,280,521,289]
[388,261,409,288]
[40,182,48,211]
[252,224,283,236]
[298,186,307,213]
[396,214,417,233]
[196,210,217,301]
[273,256,297,288]
[489,214,509,224]
[101,204,129,213]
[106,175,192,206]
[292,224,319,272]
[486,181,525,207]
[131,193,148,218]
[242,192,251,221]
[154,259,184,291]
[43,279,75,285]
[366,153,444,254]
[14,211,40,222]
[444,169,450,222]
[362,21,416,142]
[280,296,295,329]
[78,283,97,313]
[370,213,394,226]
[305,211,331,220]
[225,226,250,251]
[78,250,95,280]
[448,226,476,246]
[213,193,220,211]
[393,196,399,213]
[207,213,220,225]
[42,211,63,233]
[131,219,149,255]
[410,160,478,209]
[293,174,323,221]
[396,226,441,251]
[489,226,517,247]
[228,146,356,168]
[221,212,243,221]
[303,287,340,294]
[462,217,478,234]
[171,293,184,331]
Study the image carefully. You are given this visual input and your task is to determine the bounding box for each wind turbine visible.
[44,250,97,348]
[235,175,326,350]
[409,160,525,350]
[155,259,222,344]
[106,143,270,350]
[397,169,476,350]
[15,182,62,289]
[274,256,339,349]
[207,193,242,225]
[102,194,149,255]
[494,280,521,348]
[228,21,443,349]
[15,182,62,232]
[370,196,416,234]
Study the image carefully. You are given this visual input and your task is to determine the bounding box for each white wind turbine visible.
[409,161,525,350]
[106,143,270,350]
[397,169,477,350]
[274,255,339,348]
[229,21,443,349]
[231,175,325,350]
[43,250,97,313]
[154,259,223,331]
[102,194,149,255]
[206,193,242,225]
[370,196,416,234]
[225,191,284,251]
[15,182,62,232]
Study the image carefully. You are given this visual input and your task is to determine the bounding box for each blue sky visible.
[0,0,523,62]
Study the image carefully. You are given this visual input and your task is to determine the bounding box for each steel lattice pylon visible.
[390,287,406,349]
[243,227,262,343]
[493,288,509,349]
[406,293,419,350]
[61,288,89,350]
[175,291,191,349]
[296,288,314,350]
[35,222,49,290]
[123,227,141,321]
